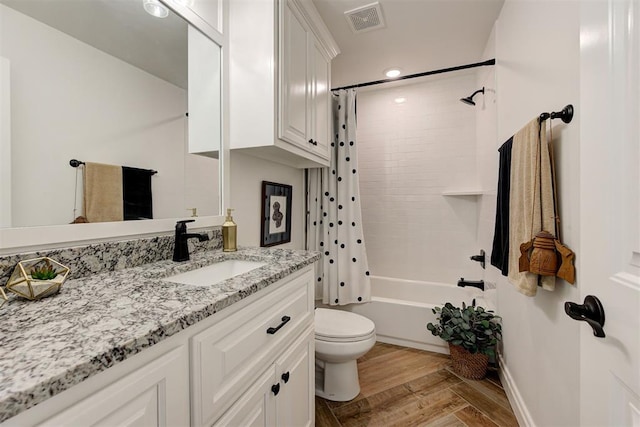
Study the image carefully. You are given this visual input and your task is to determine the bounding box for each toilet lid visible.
[315,308,375,340]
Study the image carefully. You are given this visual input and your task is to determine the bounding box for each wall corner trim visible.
[498,353,536,427]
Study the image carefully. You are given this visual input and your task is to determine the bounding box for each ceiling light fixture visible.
[385,68,401,78]
[394,97,406,104]
[143,0,169,18]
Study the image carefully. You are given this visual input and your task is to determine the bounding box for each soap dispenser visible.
[222,209,237,252]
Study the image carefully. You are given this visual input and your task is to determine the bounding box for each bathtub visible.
[346,275,489,354]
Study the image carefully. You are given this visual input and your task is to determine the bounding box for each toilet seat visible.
[315,308,375,342]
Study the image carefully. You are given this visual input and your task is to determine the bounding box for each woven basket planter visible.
[449,343,489,380]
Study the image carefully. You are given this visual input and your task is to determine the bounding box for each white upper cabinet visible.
[188,25,222,158]
[229,0,339,168]
[310,37,331,159]
[279,0,310,149]
[189,0,222,33]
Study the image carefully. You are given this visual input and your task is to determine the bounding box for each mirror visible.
[0,0,221,229]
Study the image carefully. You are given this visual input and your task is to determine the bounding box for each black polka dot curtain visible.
[307,89,371,305]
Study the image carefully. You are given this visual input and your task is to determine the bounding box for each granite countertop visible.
[0,247,320,423]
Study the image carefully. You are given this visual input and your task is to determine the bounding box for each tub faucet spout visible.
[457,278,485,291]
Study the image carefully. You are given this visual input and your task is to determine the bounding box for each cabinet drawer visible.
[191,270,314,426]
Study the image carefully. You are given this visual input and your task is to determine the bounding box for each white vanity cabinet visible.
[191,269,314,426]
[212,327,314,427]
[1,266,315,427]
[38,345,190,427]
[229,0,339,169]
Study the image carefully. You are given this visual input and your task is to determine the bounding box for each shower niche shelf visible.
[441,189,485,196]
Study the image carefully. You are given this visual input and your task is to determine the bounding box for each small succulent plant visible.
[30,260,59,280]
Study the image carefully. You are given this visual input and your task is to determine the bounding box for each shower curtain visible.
[307,89,371,305]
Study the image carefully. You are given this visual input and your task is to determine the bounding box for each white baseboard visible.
[375,336,449,355]
[498,353,535,427]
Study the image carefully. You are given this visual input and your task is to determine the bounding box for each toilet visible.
[314,308,376,401]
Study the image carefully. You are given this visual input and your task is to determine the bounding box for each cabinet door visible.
[191,270,314,426]
[310,37,331,160]
[275,327,314,427]
[212,368,277,427]
[279,0,310,148]
[40,345,190,427]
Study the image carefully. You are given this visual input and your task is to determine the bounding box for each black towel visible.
[490,137,513,276]
[122,167,153,220]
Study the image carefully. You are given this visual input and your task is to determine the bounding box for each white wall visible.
[477,2,581,425]
[356,74,484,285]
[230,152,304,249]
[0,4,218,227]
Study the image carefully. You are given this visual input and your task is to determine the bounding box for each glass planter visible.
[6,257,70,300]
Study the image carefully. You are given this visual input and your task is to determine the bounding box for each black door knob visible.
[564,295,605,338]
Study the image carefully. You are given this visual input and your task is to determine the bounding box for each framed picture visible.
[260,181,292,247]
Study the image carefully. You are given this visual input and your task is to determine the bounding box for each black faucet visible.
[457,278,485,291]
[173,219,210,262]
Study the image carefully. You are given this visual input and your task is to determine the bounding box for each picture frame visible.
[260,181,292,247]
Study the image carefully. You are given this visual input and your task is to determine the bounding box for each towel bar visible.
[69,159,158,175]
[539,104,573,124]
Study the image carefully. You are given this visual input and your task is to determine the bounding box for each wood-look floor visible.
[315,343,519,427]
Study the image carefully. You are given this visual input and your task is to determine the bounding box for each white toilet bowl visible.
[314,308,376,401]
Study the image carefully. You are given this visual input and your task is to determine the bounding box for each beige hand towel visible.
[508,118,556,296]
[83,162,123,223]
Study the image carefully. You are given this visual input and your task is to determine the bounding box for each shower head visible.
[460,87,485,106]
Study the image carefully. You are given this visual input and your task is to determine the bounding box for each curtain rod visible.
[331,59,496,92]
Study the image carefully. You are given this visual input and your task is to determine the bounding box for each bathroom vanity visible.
[0,247,319,427]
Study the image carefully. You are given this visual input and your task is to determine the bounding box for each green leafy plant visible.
[30,260,59,280]
[427,302,502,357]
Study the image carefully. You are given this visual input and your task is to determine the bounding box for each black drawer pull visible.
[266,316,291,335]
[312,140,318,146]
[308,139,314,144]
[271,383,280,396]
[281,372,290,384]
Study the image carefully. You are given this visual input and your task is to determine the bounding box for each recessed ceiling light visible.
[143,0,169,18]
[394,97,406,104]
[385,68,402,78]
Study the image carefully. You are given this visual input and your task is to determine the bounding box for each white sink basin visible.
[162,260,267,287]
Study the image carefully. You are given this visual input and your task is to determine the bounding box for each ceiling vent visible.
[344,2,386,34]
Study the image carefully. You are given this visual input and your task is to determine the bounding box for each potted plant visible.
[427,302,502,379]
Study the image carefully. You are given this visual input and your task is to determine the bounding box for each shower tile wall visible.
[357,73,482,284]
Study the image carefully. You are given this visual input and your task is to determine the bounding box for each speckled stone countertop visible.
[0,247,320,423]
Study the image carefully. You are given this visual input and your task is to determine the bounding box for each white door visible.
[579,0,640,425]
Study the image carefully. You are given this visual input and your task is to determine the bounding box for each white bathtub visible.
[346,276,488,354]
